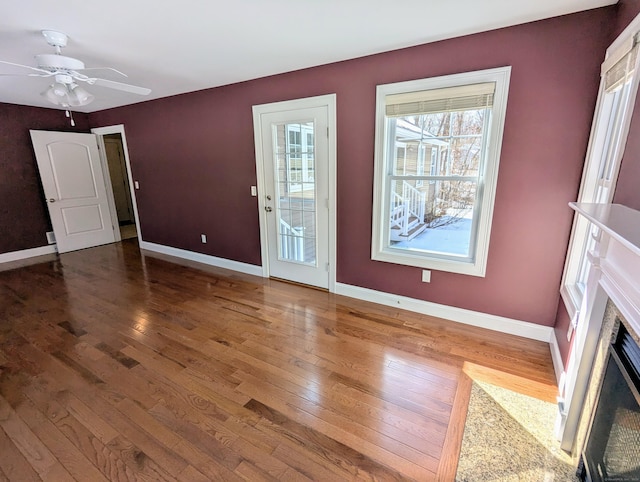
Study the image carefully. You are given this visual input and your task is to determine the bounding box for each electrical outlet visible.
[421,270,431,283]
[201,234,207,243]
[46,231,56,244]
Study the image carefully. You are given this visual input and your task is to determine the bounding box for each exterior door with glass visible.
[253,97,333,289]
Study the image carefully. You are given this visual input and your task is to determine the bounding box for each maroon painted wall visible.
[614,0,640,37]
[0,103,89,254]
[89,9,613,327]
[611,0,640,213]
[555,0,640,368]
[614,79,640,211]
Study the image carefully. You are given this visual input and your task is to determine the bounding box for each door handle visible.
[48,198,56,203]
[265,206,273,212]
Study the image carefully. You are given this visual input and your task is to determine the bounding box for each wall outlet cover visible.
[46,231,56,244]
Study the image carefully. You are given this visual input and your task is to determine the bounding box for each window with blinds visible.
[561,30,640,320]
[371,67,511,276]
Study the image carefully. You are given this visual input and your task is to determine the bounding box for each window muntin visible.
[284,123,315,191]
[276,121,317,264]
[372,68,511,276]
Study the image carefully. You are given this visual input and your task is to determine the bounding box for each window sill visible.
[372,249,486,277]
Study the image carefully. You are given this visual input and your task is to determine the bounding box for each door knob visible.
[265,206,273,212]
[48,198,56,203]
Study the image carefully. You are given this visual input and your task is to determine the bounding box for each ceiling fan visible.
[0,30,151,110]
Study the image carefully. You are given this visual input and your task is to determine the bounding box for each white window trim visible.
[560,21,640,322]
[371,67,511,277]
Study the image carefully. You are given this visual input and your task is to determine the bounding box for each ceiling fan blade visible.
[78,67,128,78]
[90,78,151,95]
[0,60,51,75]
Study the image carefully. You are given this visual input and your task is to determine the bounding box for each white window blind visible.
[603,34,639,92]
[385,82,495,117]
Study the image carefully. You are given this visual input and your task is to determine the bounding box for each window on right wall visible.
[562,32,640,321]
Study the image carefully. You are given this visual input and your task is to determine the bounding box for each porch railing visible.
[391,182,426,235]
[279,218,304,262]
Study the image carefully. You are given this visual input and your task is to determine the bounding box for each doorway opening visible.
[103,133,137,240]
[92,124,142,246]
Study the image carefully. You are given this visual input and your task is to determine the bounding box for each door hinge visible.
[326,262,330,272]
[327,127,329,138]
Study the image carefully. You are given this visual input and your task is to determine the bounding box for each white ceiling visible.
[1,0,616,113]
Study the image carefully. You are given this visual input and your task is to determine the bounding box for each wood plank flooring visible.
[0,240,558,481]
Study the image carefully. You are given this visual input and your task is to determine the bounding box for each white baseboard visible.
[549,329,566,386]
[135,244,556,351]
[335,282,554,343]
[0,245,57,264]
[139,241,263,277]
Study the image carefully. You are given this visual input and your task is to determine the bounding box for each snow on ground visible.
[392,216,471,256]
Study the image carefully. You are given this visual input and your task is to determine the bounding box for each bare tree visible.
[401,109,486,229]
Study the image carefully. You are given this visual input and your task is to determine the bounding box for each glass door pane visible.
[273,121,317,266]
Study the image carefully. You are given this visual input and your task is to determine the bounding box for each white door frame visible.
[91,125,143,244]
[252,94,337,292]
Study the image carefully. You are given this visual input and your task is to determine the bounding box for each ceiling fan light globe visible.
[42,84,70,105]
[52,82,68,97]
[68,84,94,106]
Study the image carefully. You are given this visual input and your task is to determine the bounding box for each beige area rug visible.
[456,380,578,481]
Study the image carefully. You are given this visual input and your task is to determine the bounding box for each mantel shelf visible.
[570,203,640,258]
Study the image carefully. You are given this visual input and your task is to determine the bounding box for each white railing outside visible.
[391,182,426,236]
[280,218,304,262]
[402,181,426,222]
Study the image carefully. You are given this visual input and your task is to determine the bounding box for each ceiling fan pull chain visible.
[64,109,75,127]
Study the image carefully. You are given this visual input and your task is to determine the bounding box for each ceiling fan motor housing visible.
[35,54,85,71]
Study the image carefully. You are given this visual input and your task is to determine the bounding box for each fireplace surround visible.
[557,203,640,463]
[578,320,640,480]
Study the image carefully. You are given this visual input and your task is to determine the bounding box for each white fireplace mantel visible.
[558,203,640,452]
[570,202,640,335]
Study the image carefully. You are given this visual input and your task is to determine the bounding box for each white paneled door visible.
[253,95,336,290]
[31,130,116,253]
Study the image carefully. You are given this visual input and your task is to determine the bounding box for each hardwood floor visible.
[0,240,558,481]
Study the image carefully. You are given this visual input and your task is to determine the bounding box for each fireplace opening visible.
[579,321,640,481]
